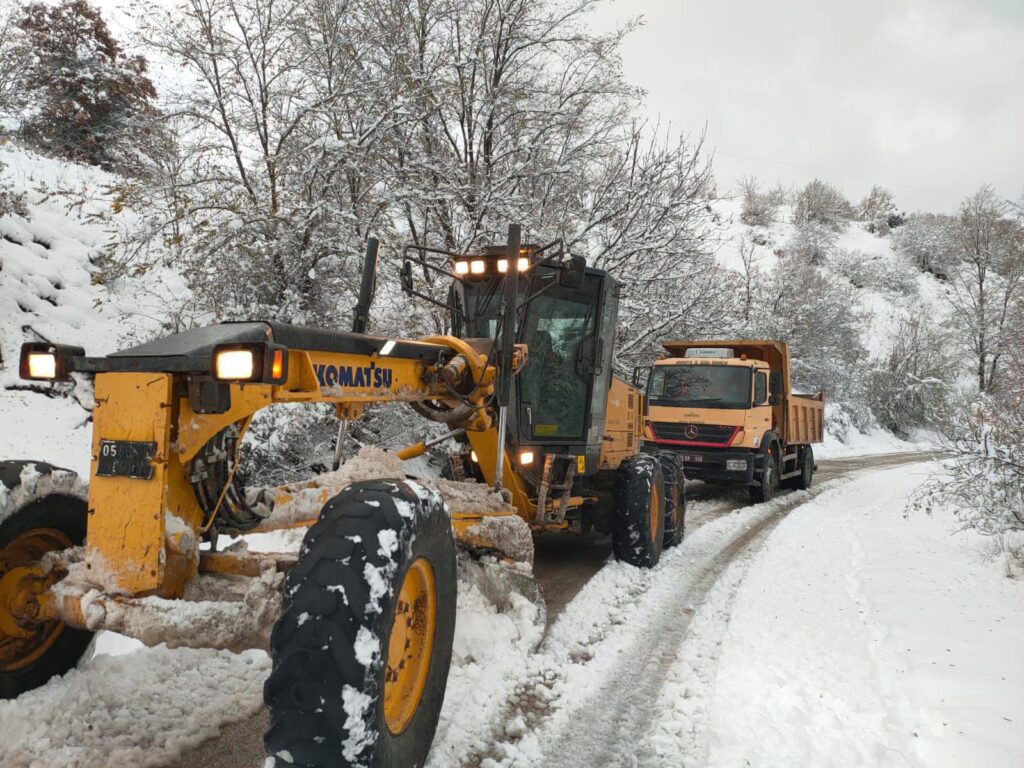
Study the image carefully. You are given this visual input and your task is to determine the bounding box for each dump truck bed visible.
[788,392,825,444]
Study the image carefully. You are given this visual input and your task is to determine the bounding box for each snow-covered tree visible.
[793,178,853,231]
[0,2,24,120]
[857,184,902,235]
[867,313,958,435]
[738,175,776,227]
[945,186,1024,393]
[892,213,958,278]
[13,0,157,169]
[134,0,724,350]
[137,0,409,323]
[749,253,867,407]
[785,219,837,264]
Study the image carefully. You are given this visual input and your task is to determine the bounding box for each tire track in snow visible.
[470,454,933,768]
[468,492,828,767]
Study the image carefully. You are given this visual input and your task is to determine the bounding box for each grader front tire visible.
[264,479,457,768]
[0,461,94,699]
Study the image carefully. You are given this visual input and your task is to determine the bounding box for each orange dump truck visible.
[638,340,824,502]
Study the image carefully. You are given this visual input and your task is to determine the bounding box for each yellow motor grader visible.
[0,225,684,767]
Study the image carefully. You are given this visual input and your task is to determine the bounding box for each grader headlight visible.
[19,342,83,382]
[215,349,255,380]
[211,343,289,384]
[27,352,56,379]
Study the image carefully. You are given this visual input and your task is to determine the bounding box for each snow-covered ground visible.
[645,462,1024,768]
[3,458,1019,766]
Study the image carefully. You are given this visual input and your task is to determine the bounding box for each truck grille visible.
[650,422,738,445]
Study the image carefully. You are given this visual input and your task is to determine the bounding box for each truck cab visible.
[639,340,824,501]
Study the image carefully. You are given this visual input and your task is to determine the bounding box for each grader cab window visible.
[518,286,596,440]
[454,266,603,442]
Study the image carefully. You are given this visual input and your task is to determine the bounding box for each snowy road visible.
[158,452,931,768]
[10,451,1019,768]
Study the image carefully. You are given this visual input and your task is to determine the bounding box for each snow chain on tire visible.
[657,453,686,548]
[612,454,665,568]
[264,479,457,768]
[0,460,93,699]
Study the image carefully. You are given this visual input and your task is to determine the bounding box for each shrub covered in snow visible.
[856,185,903,236]
[892,212,958,278]
[919,304,1024,571]
[866,314,957,435]
[792,178,854,231]
[783,219,838,264]
[737,175,777,228]
[830,248,919,296]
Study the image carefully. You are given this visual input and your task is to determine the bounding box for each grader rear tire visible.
[612,455,665,568]
[0,461,94,699]
[658,453,686,549]
[264,479,457,768]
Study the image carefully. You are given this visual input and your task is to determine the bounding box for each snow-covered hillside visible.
[712,196,945,453]
[0,142,188,472]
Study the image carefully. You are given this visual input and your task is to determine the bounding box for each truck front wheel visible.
[748,446,780,504]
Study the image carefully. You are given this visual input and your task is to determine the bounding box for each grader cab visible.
[0,225,684,767]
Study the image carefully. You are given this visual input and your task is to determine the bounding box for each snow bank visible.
[694,463,1024,768]
[0,647,270,768]
[427,582,543,767]
[816,422,923,458]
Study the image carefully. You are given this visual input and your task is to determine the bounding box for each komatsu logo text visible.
[314,362,393,389]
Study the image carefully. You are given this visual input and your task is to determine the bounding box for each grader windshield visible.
[453,261,608,445]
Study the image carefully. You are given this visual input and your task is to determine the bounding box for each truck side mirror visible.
[558,254,586,289]
[632,365,651,390]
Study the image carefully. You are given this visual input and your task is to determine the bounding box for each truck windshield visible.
[648,365,751,409]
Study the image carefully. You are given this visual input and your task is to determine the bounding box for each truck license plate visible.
[96,440,156,479]
[682,454,703,463]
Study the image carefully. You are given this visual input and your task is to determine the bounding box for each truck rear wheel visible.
[612,455,665,568]
[658,454,686,548]
[748,446,780,504]
[264,479,457,768]
[789,446,814,490]
[1,461,94,699]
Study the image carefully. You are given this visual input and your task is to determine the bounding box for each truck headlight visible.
[726,459,747,471]
[27,352,56,379]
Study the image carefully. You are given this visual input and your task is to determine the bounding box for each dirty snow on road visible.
[2,458,1021,768]
[431,460,1023,768]
[680,462,1024,768]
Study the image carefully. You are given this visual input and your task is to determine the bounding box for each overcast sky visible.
[591,0,1024,213]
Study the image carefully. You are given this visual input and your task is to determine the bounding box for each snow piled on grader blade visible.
[246,446,545,639]
[246,446,536,565]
